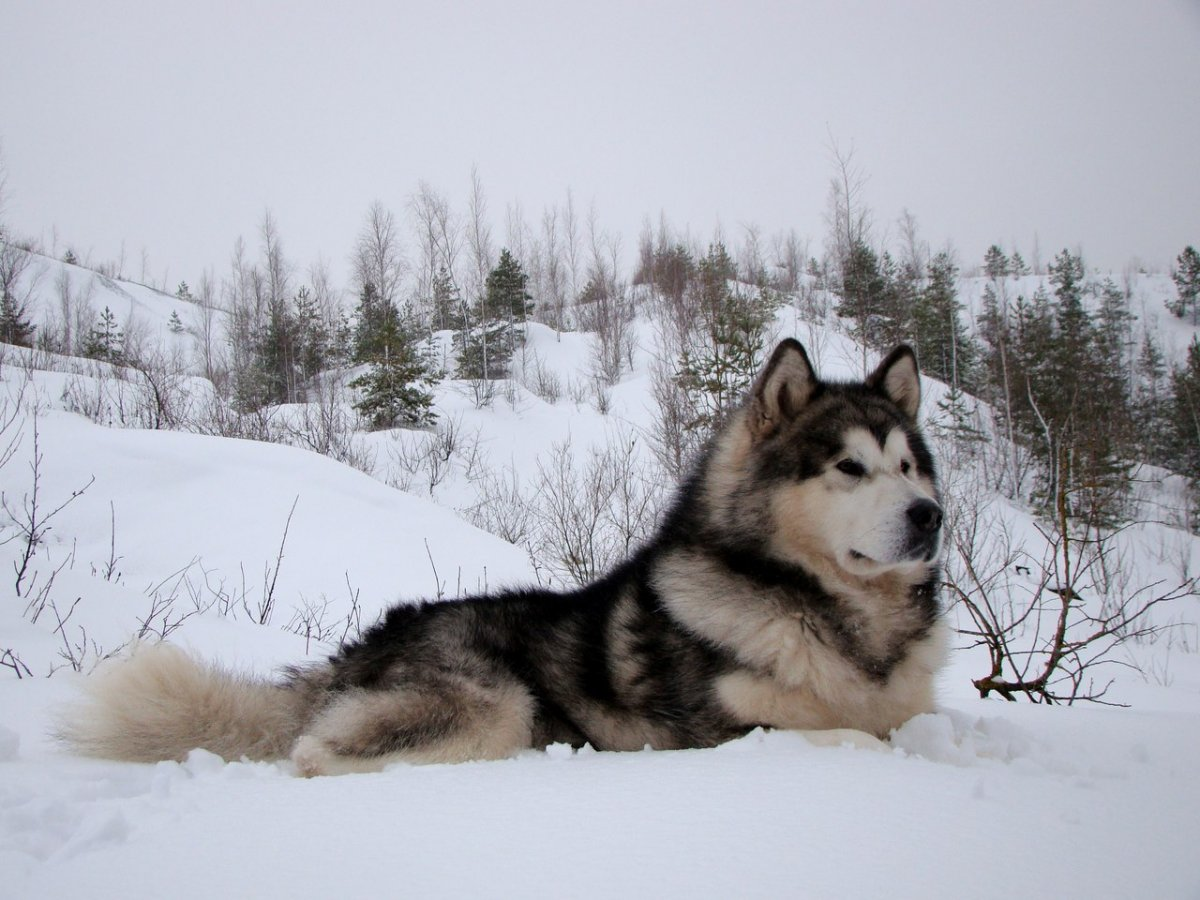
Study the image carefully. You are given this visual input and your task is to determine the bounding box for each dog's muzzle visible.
[905,498,943,560]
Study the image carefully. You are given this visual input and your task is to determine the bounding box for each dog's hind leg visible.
[290,674,535,776]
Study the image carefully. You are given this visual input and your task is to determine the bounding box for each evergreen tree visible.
[836,238,891,351]
[458,249,532,380]
[257,297,300,404]
[486,247,535,322]
[1009,251,1029,276]
[82,306,124,364]
[883,256,921,351]
[1169,337,1200,529]
[1033,249,1131,523]
[932,380,986,458]
[0,291,35,347]
[649,242,696,305]
[912,251,976,388]
[350,300,437,429]
[1170,245,1200,324]
[675,243,779,434]
[167,310,185,334]
[983,245,1009,280]
[293,286,328,382]
[353,282,389,363]
[1134,330,1171,464]
[430,266,462,332]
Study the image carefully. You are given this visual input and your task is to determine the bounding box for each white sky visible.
[1,0,1198,288]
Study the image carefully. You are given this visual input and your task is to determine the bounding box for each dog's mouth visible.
[848,542,939,568]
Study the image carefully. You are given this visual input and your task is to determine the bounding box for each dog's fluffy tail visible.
[56,643,315,764]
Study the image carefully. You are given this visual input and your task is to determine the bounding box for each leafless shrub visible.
[0,648,32,678]
[529,433,663,587]
[525,353,563,404]
[590,378,612,415]
[1,412,94,597]
[946,470,1196,705]
[284,373,375,474]
[243,497,298,626]
[122,330,194,430]
[565,375,591,407]
[286,577,367,654]
[578,281,637,387]
[386,415,474,495]
[645,354,704,480]
[464,464,533,548]
[45,596,123,675]
[464,374,497,410]
[135,570,202,641]
[185,392,285,443]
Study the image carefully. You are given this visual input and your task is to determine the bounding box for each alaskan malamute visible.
[61,340,946,775]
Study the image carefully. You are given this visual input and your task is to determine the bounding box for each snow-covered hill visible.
[1,252,1198,898]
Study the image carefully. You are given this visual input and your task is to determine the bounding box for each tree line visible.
[3,161,1199,526]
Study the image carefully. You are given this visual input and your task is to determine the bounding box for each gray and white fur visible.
[59,339,946,775]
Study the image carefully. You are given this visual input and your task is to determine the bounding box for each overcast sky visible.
[2,0,1197,289]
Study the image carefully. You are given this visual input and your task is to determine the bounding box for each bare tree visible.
[563,188,582,319]
[539,204,567,333]
[409,181,461,315]
[352,201,405,305]
[738,222,767,286]
[464,166,495,307]
[823,134,872,286]
[260,210,292,310]
[770,228,807,293]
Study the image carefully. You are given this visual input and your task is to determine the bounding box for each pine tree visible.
[430,266,462,332]
[932,380,986,458]
[82,306,124,363]
[983,245,1009,280]
[293,286,328,382]
[1134,330,1170,464]
[458,249,532,381]
[1170,246,1200,324]
[912,251,976,389]
[167,310,185,334]
[1169,337,1200,530]
[675,243,778,434]
[1031,249,1131,524]
[0,291,35,347]
[350,301,438,429]
[258,298,300,404]
[836,239,890,351]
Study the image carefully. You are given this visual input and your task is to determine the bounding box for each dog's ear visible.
[749,339,817,438]
[867,345,921,419]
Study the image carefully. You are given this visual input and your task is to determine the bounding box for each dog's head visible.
[717,339,942,579]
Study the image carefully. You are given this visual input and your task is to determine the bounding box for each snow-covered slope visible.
[1,256,1198,897]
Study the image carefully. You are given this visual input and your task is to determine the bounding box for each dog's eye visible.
[900,460,911,475]
[835,459,866,478]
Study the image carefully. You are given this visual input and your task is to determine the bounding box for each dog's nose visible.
[907,499,942,534]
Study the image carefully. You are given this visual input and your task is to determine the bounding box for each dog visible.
[59,339,946,775]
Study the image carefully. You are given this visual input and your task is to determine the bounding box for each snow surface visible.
[1,253,1199,898]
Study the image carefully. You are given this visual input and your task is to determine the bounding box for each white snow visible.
[1,252,1198,898]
